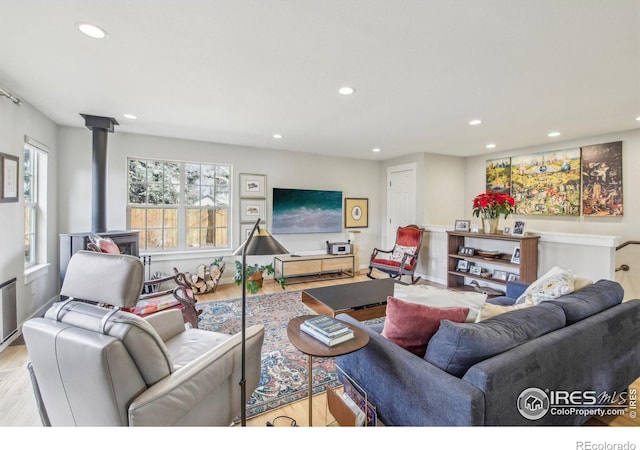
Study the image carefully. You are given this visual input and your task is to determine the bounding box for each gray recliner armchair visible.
[22,250,264,426]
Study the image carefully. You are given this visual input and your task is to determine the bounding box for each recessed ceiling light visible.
[486,144,496,149]
[338,86,355,95]
[272,134,283,139]
[123,114,137,120]
[469,119,482,126]
[77,23,108,39]
[547,131,561,137]
[372,148,381,153]
[636,116,640,121]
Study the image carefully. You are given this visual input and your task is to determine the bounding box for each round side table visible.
[287,314,369,426]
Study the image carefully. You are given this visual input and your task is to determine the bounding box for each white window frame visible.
[127,157,232,253]
[23,137,49,280]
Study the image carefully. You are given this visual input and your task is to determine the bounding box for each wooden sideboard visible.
[274,254,355,285]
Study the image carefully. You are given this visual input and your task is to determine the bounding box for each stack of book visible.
[300,315,355,346]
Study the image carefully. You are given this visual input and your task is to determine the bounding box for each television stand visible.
[274,254,355,285]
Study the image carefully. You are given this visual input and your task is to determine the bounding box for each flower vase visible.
[482,218,499,234]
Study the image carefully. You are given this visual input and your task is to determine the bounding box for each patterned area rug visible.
[197,290,341,418]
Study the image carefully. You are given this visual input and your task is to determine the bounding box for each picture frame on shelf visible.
[493,269,508,281]
[470,223,480,233]
[344,198,369,228]
[458,246,474,256]
[508,273,519,282]
[456,260,470,272]
[503,226,511,235]
[239,173,266,198]
[511,246,521,264]
[0,153,19,203]
[454,219,471,232]
[512,221,526,236]
[470,265,482,276]
[240,199,267,222]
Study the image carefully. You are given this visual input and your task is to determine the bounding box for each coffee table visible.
[287,315,369,426]
[301,278,400,321]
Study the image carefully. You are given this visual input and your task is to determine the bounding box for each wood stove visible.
[59,114,140,285]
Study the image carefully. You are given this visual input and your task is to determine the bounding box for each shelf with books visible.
[446,230,538,292]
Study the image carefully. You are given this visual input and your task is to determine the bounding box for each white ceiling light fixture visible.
[469,119,482,126]
[123,113,137,120]
[77,23,108,39]
[372,148,381,153]
[635,116,640,122]
[272,133,283,139]
[338,86,355,95]
[486,143,496,149]
[547,131,561,137]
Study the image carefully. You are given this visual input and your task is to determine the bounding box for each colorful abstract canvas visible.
[511,148,581,215]
[581,141,623,216]
[486,157,511,194]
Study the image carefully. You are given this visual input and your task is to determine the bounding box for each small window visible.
[24,140,48,268]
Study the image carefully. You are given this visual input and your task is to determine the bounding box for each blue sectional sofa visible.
[336,279,640,426]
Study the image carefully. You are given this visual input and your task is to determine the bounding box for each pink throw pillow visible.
[381,296,469,357]
[99,239,121,254]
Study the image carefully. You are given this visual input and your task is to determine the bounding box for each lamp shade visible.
[233,227,289,256]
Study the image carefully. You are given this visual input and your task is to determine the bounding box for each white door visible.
[386,163,417,248]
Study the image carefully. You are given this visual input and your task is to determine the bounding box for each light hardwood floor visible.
[1,272,638,427]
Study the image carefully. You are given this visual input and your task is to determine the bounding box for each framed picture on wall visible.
[240,222,256,242]
[239,173,266,198]
[0,153,19,203]
[240,199,266,222]
[344,198,369,228]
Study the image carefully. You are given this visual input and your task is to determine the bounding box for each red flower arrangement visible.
[472,190,516,219]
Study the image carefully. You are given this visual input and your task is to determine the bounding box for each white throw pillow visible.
[391,245,417,263]
[393,284,487,322]
[475,302,533,322]
[515,266,576,305]
[574,276,593,291]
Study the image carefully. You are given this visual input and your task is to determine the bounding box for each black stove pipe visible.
[80,114,119,233]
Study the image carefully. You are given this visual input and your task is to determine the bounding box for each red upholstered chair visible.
[86,235,202,328]
[367,224,424,284]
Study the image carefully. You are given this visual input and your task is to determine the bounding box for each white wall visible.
[423,153,465,225]
[57,127,383,279]
[0,97,58,350]
[380,153,466,279]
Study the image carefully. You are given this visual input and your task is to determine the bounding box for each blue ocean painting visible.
[272,188,342,234]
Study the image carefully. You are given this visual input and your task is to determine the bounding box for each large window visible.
[24,140,48,268]
[127,158,231,251]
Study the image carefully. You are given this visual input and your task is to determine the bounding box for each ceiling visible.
[1,0,639,160]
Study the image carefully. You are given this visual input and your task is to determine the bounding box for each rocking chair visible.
[367,224,424,284]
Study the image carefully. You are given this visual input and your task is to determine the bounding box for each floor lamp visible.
[233,218,288,426]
